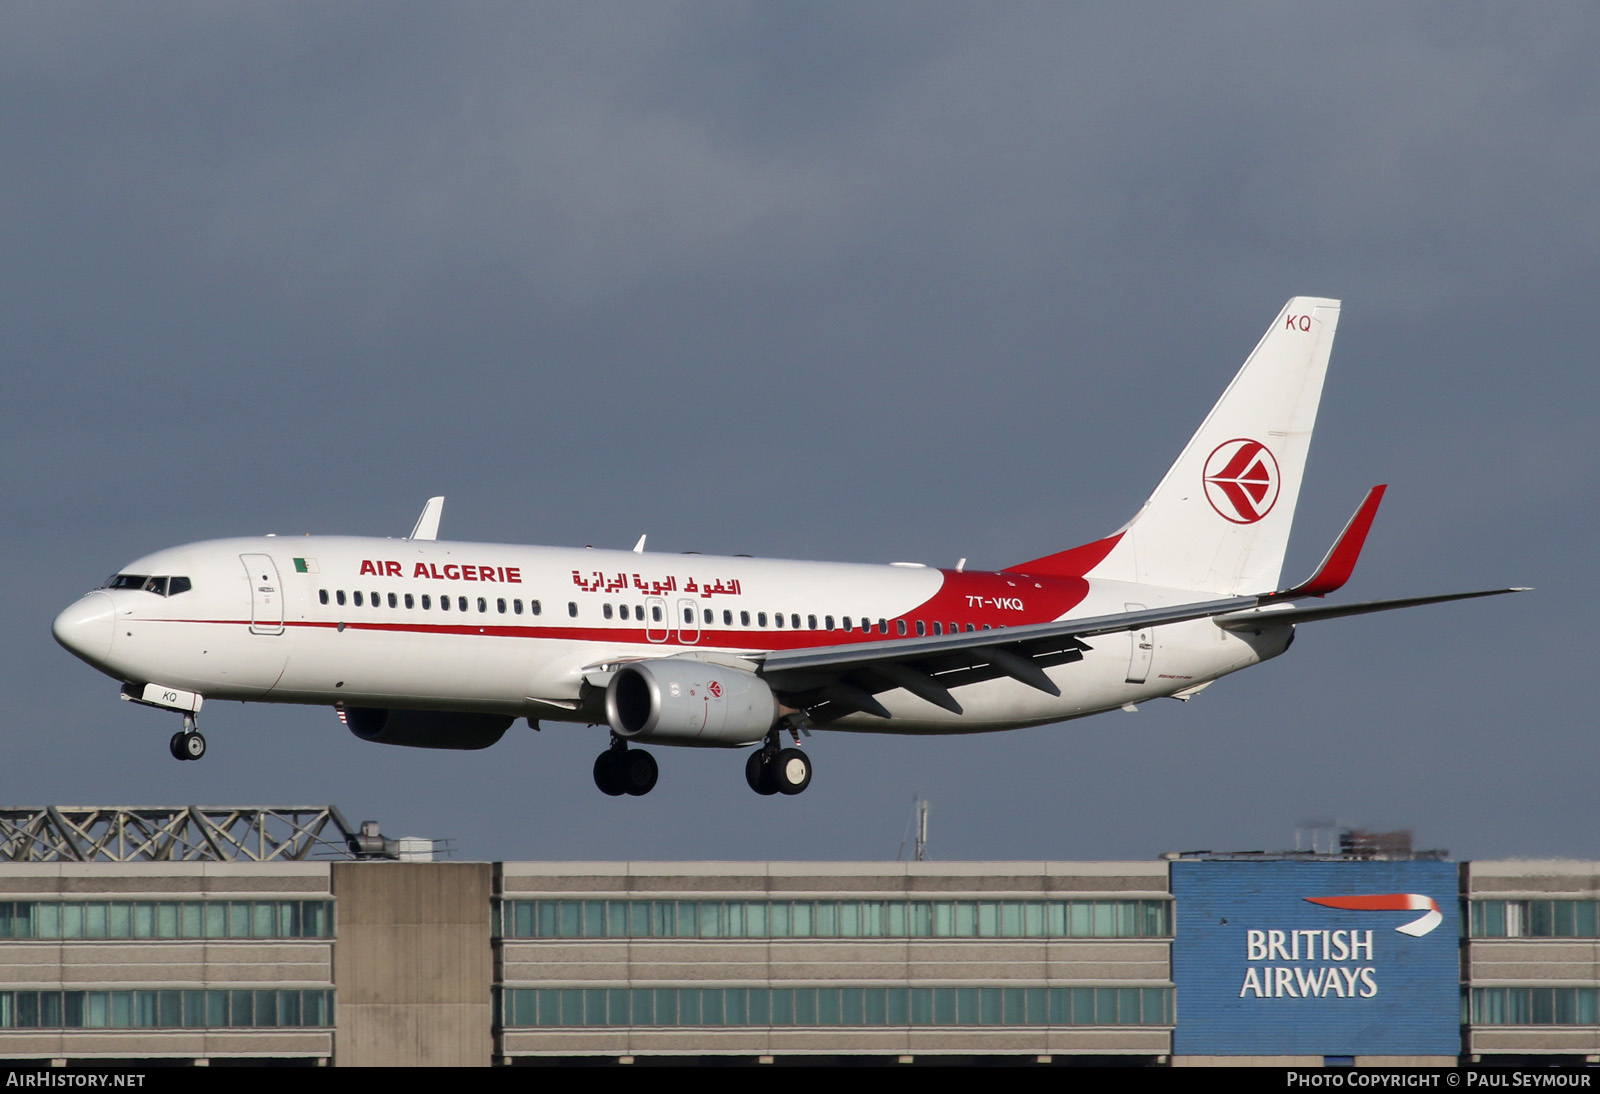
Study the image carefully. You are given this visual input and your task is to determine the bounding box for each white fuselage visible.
[55,535,1291,739]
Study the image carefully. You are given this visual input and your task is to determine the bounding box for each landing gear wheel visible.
[745,750,778,795]
[774,748,811,795]
[593,750,626,796]
[620,749,658,796]
[180,731,206,761]
[170,732,187,761]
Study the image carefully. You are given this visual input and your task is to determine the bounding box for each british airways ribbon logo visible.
[1303,893,1443,937]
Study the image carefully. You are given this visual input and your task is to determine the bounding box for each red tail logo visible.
[1203,439,1281,524]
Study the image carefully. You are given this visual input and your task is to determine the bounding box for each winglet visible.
[1272,485,1385,598]
[409,496,445,541]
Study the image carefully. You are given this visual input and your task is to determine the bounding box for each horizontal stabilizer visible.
[1218,587,1528,629]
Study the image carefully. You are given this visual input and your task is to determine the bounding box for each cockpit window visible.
[105,574,191,597]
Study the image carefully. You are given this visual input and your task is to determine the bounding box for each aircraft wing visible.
[757,596,1254,720]
[757,584,1527,721]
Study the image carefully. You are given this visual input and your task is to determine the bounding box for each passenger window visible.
[933,622,942,635]
[634,604,643,619]
[897,620,907,636]
[758,612,768,627]
[474,597,485,613]
[440,595,450,611]
[704,609,713,625]
[422,595,431,610]
[458,596,468,612]
[568,602,578,618]
[497,598,507,614]
[388,593,398,608]
[651,605,662,622]
[774,613,784,629]
[619,604,629,620]
[723,610,733,626]
[353,591,364,607]
[532,600,542,615]
[319,590,329,605]
[842,616,851,631]
[966,623,975,632]
[879,619,888,634]
[405,594,414,609]
[371,591,379,606]
[916,621,925,636]
[683,607,693,624]
[513,599,522,615]
[791,614,801,629]
[740,611,750,627]
[603,603,614,620]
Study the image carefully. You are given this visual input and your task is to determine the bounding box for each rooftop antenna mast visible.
[897,796,931,862]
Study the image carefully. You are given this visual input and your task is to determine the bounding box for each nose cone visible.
[53,592,116,666]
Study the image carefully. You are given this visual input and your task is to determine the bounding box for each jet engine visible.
[605,661,777,746]
[343,707,512,750]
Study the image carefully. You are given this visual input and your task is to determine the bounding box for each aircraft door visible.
[676,598,701,644]
[1124,602,1152,684]
[241,554,285,636]
[645,597,669,643]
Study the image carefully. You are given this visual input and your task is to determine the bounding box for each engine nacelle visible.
[605,661,777,746]
[343,707,512,750]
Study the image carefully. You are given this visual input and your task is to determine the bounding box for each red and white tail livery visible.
[52,298,1524,797]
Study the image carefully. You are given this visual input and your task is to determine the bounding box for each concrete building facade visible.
[0,857,1594,1065]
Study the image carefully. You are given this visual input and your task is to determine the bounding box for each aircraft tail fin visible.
[1012,298,1341,594]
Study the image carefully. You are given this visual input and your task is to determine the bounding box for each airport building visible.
[0,808,1595,1066]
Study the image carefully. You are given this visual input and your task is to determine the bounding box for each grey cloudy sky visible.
[3,3,1593,863]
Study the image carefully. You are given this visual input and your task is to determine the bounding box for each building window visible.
[500,985,1171,1029]
[1471,900,1600,938]
[496,898,1168,941]
[0,900,333,940]
[0,988,334,1030]
[1471,987,1600,1025]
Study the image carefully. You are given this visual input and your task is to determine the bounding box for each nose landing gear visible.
[168,713,206,761]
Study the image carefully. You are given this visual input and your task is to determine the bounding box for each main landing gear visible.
[168,713,206,761]
[593,738,658,797]
[745,726,812,796]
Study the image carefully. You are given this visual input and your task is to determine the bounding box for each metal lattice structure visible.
[0,805,362,863]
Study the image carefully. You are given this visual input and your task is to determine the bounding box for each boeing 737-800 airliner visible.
[52,298,1521,797]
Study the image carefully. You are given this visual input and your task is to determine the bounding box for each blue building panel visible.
[1171,861,1459,1056]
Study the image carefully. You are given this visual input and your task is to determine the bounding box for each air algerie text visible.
[1239,929,1377,999]
[359,560,522,583]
